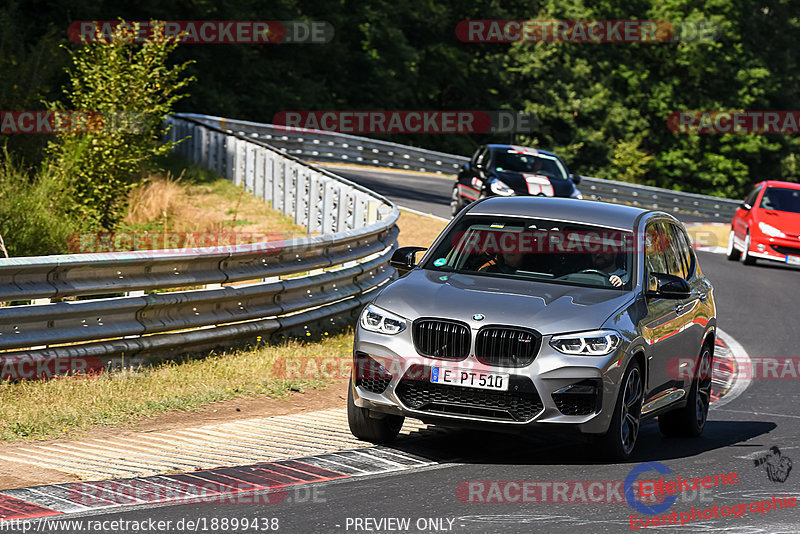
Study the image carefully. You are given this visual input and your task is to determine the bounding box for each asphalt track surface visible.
[16,168,800,533]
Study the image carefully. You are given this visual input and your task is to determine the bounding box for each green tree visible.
[46,21,195,229]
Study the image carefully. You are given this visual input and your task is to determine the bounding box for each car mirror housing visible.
[646,272,691,300]
[740,201,752,210]
[571,173,582,185]
[389,246,428,277]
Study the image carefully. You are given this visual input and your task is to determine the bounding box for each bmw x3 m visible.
[451,144,582,217]
[348,197,716,459]
[727,180,800,266]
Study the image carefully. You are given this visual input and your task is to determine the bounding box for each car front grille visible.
[552,379,601,416]
[353,352,392,394]
[771,244,800,256]
[412,319,470,360]
[475,326,540,367]
[395,365,543,422]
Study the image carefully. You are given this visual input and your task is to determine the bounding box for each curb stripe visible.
[0,447,435,522]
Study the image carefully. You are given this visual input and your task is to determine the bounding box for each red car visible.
[727,180,800,265]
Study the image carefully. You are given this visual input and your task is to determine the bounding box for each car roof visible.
[487,144,558,158]
[757,180,800,190]
[465,197,651,230]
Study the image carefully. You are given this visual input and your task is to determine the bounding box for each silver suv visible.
[348,197,716,459]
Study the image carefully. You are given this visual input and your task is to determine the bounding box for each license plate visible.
[786,255,800,266]
[431,366,509,391]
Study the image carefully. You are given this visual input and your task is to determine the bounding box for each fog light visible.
[757,243,765,251]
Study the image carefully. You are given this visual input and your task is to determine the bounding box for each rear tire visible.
[450,185,467,218]
[741,231,756,265]
[347,379,404,444]
[658,345,712,437]
[597,362,643,461]
[726,230,741,261]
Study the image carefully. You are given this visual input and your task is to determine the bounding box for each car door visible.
[458,146,487,201]
[641,221,689,398]
[669,222,713,357]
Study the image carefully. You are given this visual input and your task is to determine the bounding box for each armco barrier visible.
[0,116,399,370]
[177,113,742,219]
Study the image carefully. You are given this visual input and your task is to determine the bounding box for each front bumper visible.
[352,327,630,435]
[747,232,800,264]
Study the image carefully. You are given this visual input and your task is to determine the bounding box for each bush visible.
[0,148,78,257]
[45,21,194,230]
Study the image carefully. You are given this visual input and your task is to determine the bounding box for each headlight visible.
[550,330,621,356]
[758,222,786,238]
[490,180,515,196]
[359,304,407,335]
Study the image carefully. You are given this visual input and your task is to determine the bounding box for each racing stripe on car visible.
[458,183,480,200]
[522,174,554,196]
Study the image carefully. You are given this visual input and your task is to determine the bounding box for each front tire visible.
[726,230,741,261]
[658,344,712,437]
[347,380,404,444]
[450,185,467,218]
[598,362,643,461]
[741,231,756,265]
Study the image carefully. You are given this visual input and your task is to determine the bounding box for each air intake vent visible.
[475,326,540,367]
[412,319,470,360]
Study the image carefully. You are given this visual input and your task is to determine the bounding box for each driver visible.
[480,251,525,274]
[590,251,627,287]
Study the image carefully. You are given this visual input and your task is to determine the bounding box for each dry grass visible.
[0,332,352,442]
[396,210,448,248]
[117,170,306,249]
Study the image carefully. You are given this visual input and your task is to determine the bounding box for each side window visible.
[475,147,489,168]
[645,223,669,291]
[744,186,761,208]
[653,222,682,279]
[672,224,696,279]
[472,146,485,166]
[665,223,691,280]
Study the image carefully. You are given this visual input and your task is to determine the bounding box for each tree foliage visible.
[45,22,195,229]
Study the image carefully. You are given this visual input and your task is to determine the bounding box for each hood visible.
[757,209,800,235]
[373,269,635,335]
[492,170,576,198]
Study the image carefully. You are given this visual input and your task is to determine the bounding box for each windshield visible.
[760,187,800,214]
[493,150,568,180]
[424,216,635,290]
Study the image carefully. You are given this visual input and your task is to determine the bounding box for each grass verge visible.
[0,332,352,442]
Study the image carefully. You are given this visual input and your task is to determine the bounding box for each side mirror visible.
[740,201,752,211]
[570,173,582,185]
[462,162,471,171]
[646,272,691,300]
[390,246,428,277]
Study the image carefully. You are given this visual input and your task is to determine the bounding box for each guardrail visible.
[178,113,742,219]
[0,116,399,372]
